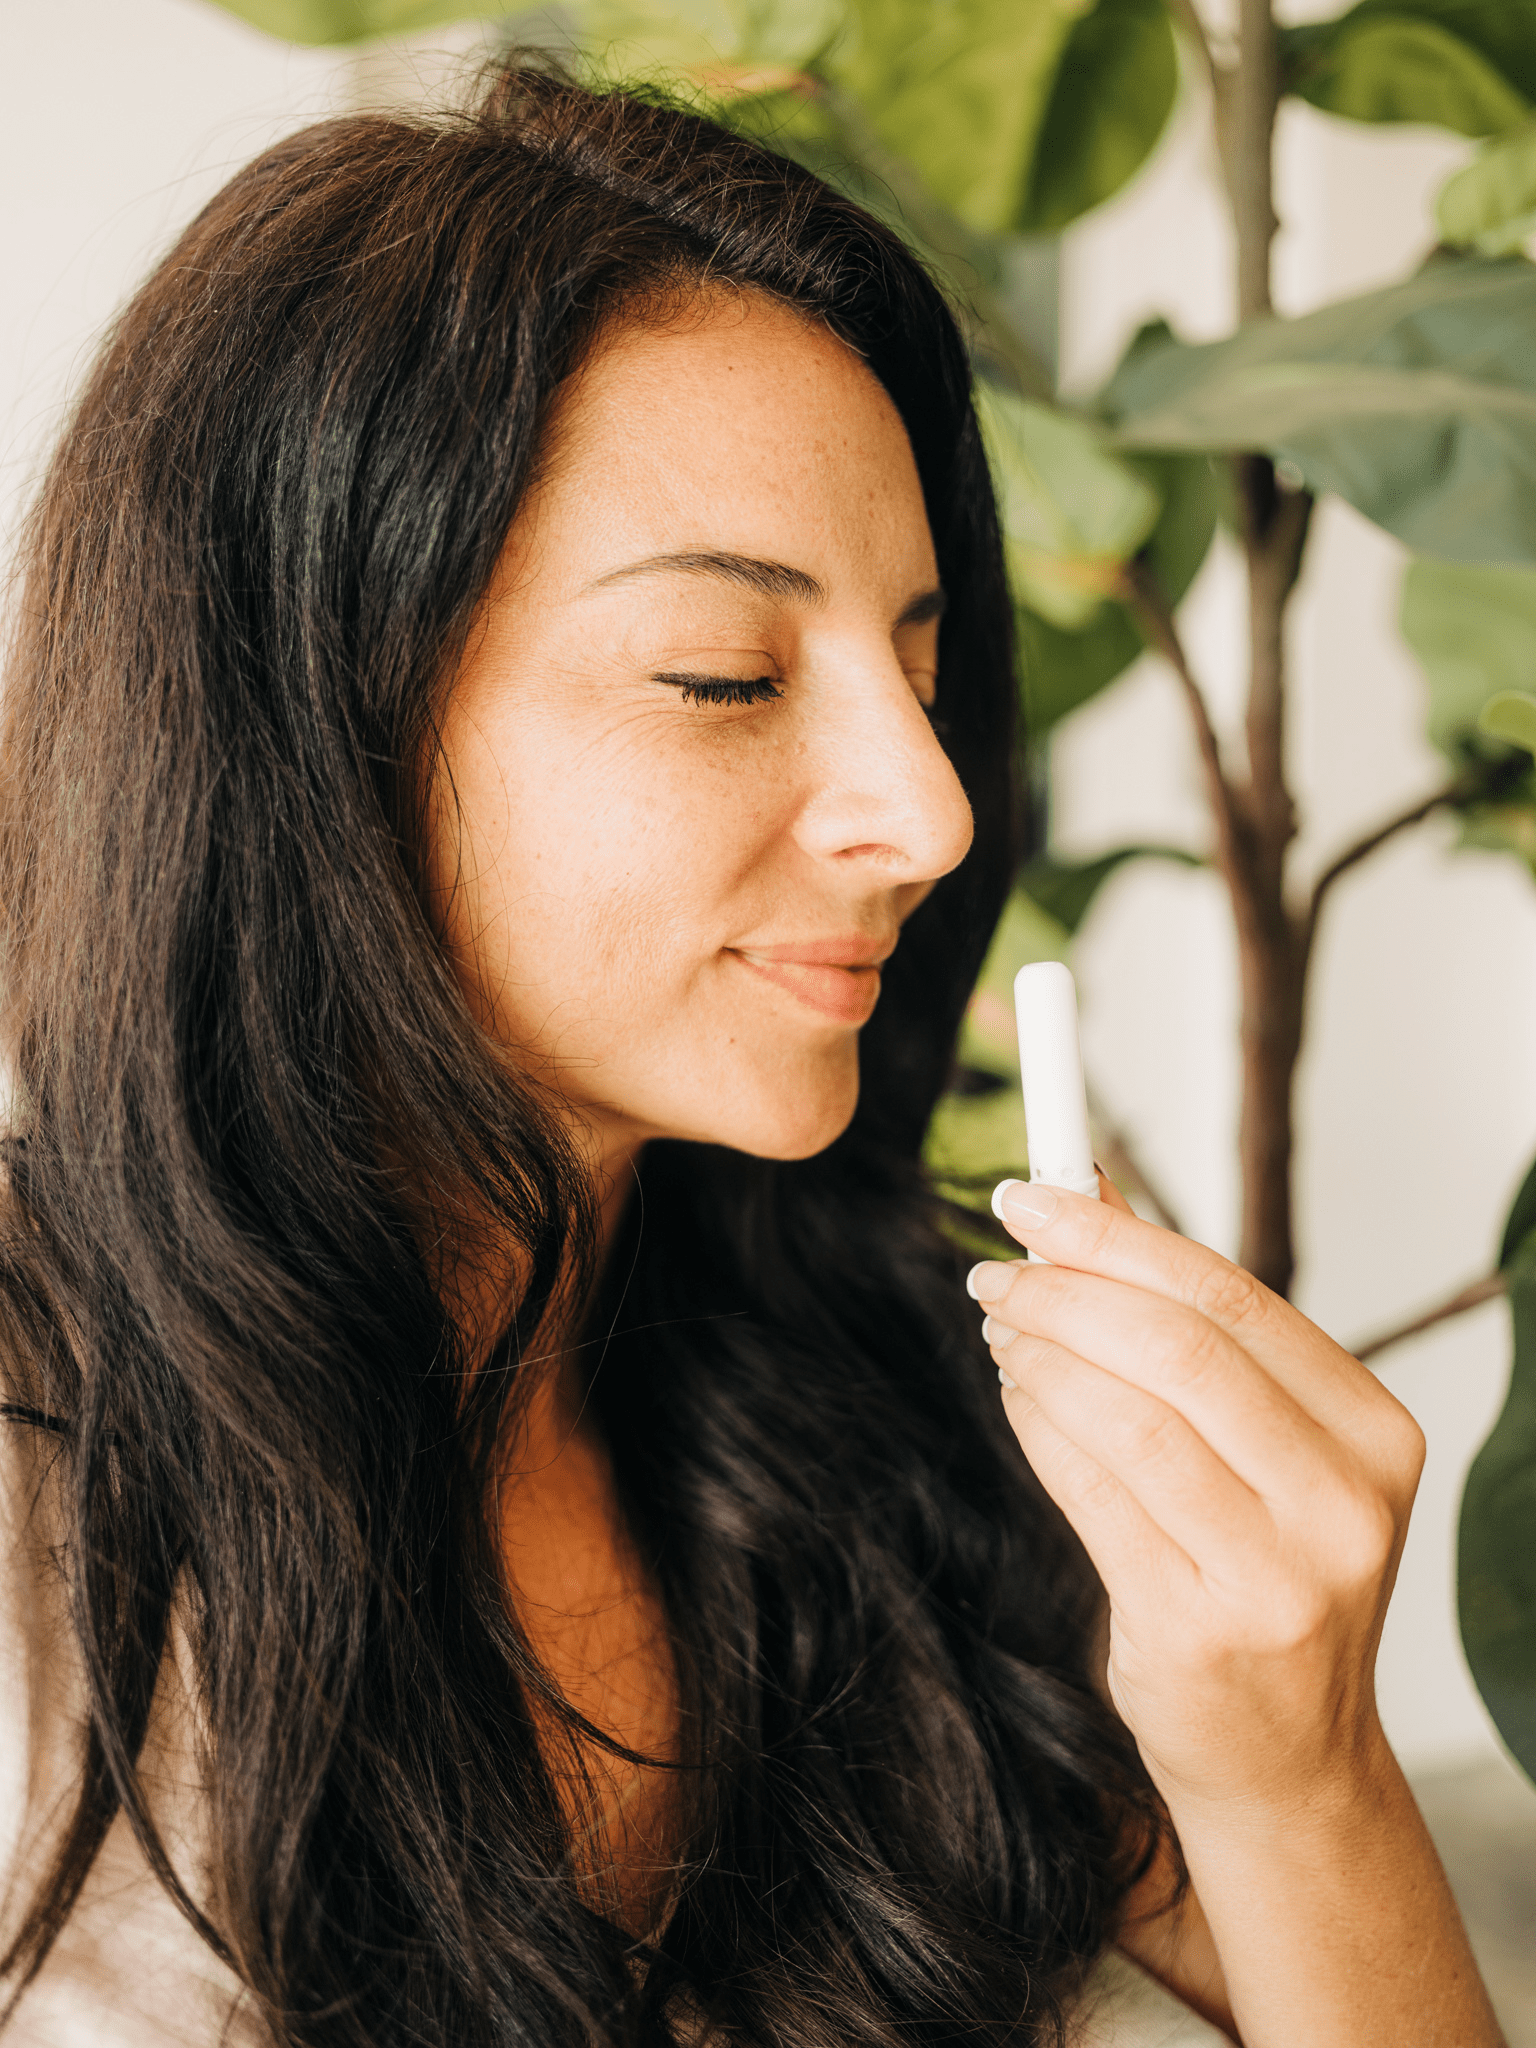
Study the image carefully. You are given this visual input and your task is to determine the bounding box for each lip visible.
[727,935,895,1025]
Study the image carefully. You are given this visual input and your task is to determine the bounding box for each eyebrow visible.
[585,547,946,628]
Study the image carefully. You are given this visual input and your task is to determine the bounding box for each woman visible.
[0,60,1502,2048]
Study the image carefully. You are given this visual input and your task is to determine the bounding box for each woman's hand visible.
[967,1176,1504,2048]
[968,1173,1422,1814]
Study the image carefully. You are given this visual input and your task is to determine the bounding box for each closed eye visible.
[652,671,784,707]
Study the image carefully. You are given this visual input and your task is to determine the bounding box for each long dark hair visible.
[0,62,1158,2047]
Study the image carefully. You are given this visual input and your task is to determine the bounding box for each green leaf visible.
[1460,1236,1536,1783]
[1282,3,1536,135]
[1438,122,1536,254]
[1399,558,1536,753]
[975,380,1161,630]
[1018,844,1202,932]
[821,0,1085,238]
[1110,255,1536,564]
[1016,449,1219,738]
[1017,0,1179,233]
[1018,603,1144,734]
[1391,560,1536,874]
[1280,16,1529,137]
[822,0,1176,239]
[1480,689,1536,752]
[202,0,527,40]
[1450,787,1536,874]
[1499,1152,1536,1270]
[577,0,842,78]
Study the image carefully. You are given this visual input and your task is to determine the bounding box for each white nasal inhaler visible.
[1010,962,1099,1260]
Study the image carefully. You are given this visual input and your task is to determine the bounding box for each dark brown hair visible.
[0,61,1156,2047]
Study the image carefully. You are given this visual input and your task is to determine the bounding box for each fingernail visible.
[981,1313,1017,1352]
[992,1179,1059,1229]
[966,1259,1016,1303]
[998,1366,1017,1390]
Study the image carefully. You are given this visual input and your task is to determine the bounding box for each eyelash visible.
[652,671,784,707]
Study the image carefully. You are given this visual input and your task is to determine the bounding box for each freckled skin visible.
[428,291,974,1190]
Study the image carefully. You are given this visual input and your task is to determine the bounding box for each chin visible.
[679,1055,860,1163]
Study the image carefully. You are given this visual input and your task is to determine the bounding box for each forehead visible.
[521,289,935,589]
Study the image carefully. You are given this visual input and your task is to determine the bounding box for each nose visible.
[792,654,975,885]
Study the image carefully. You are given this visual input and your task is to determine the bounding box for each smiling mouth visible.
[728,950,886,1025]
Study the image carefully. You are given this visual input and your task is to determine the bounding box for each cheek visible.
[430,697,786,1043]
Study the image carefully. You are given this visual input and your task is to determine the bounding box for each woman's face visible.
[430,290,974,1177]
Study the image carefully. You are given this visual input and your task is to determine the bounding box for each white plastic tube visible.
[1014,960,1099,1205]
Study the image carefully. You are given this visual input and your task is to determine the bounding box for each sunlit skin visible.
[427,293,1502,2044]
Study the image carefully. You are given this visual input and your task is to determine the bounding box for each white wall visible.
[1054,39,1536,1771]
[1,0,340,553]
[5,0,1532,1775]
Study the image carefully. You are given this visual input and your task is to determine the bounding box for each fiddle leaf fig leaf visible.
[1479,690,1536,753]
[1016,449,1219,739]
[1017,603,1144,735]
[1460,1232,1536,1784]
[577,0,842,79]
[821,0,1085,238]
[1395,561,1536,874]
[1280,15,1528,136]
[1016,0,1178,233]
[1438,123,1536,256]
[1018,845,1202,934]
[199,0,527,40]
[1110,256,1536,565]
[1499,1152,1536,1272]
[820,0,1176,240]
[1400,559,1536,755]
[975,380,1160,631]
[1281,2,1536,135]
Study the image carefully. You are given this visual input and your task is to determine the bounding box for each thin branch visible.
[1087,1090,1187,1237]
[1351,1272,1507,1366]
[1120,562,1253,898]
[1299,771,1479,962]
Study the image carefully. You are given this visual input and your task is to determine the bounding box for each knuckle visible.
[1384,1405,1427,1489]
[1118,1398,1186,1473]
[1145,1312,1228,1398]
[1264,1583,1330,1655]
[1333,1489,1400,1583]
[1069,1452,1124,1519]
[1188,1256,1267,1333]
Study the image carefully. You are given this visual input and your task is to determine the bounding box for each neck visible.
[522,1123,645,1462]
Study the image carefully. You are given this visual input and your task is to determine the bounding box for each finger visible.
[999,1368,1201,1613]
[981,1262,1337,1497]
[984,1180,1385,1438]
[994,1327,1272,1569]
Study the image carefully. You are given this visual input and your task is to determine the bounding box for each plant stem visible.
[1120,566,1245,875]
[1124,548,1306,1297]
[1231,464,1312,1295]
[1351,1272,1507,1366]
[1230,0,1280,322]
[1170,0,1312,1296]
